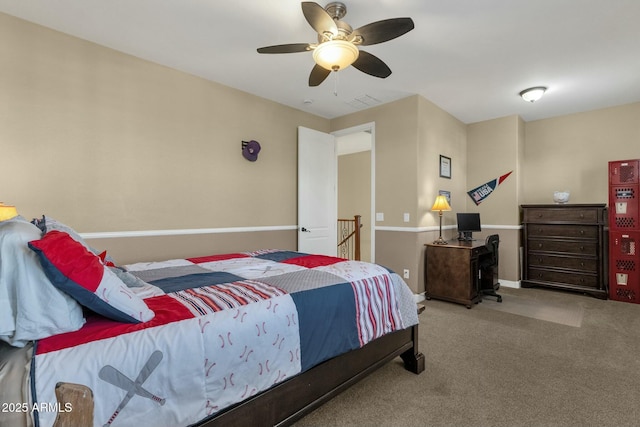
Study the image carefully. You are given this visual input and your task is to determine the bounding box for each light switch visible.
[403,213,410,222]
[376,212,384,221]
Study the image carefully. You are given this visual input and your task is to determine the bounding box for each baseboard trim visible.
[500,279,520,289]
[414,279,520,303]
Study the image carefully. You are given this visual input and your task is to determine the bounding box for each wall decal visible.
[467,171,513,205]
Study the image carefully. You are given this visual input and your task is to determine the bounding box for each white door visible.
[298,126,337,256]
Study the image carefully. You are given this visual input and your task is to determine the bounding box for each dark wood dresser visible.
[521,204,607,299]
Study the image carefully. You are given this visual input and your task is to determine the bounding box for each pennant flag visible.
[467,171,513,205]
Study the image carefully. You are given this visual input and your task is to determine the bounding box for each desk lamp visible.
[431,195,451,245]
[0,202,18,221]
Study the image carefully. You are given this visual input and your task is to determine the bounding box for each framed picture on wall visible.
[439,190,451,207]
[439,155,451,179]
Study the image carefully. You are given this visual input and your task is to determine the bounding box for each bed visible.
[0,216,424,427]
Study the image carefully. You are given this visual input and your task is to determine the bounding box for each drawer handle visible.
[538,258,543,263]
[580,262,585,267]
[579,246,585,251]
[537,228,543,233]
[580,230,585,235]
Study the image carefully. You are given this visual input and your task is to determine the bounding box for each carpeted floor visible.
[293,287,640,427]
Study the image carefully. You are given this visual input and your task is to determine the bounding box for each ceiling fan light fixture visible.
[520,86,547,103]
[312,40,359,71]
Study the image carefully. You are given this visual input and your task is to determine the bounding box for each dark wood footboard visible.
[196,323,424,427]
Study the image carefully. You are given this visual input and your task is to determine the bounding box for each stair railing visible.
[337,215,362,260]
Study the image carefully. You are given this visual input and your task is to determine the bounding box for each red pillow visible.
[29,231,154,323]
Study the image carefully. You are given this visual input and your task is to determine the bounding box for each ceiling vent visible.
[345,94,382,109]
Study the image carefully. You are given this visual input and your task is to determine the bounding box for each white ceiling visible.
[1,0,639,124]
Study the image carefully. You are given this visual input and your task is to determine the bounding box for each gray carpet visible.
[293,287,640,427]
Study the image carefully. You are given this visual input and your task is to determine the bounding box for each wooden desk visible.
[424,241,489,308]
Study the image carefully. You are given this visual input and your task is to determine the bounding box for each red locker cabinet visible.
[609,159,638,185]
[610,185,638,230]
[609,231,639,303]
[609,159,640,303]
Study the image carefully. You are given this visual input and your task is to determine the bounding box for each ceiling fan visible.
[257,2,414,87]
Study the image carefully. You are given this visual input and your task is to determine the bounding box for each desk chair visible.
[479,234,502,302]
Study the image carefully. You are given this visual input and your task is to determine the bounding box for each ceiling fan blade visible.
[309,64,331,86]
[352,18,415,46]
[352,50,392,78]
[257,43,312,54]
[302,2,338,36]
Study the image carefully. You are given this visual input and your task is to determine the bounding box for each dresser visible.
[521,204,607,299]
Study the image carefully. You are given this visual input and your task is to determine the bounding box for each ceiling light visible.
[312,40,359,71]
[519,86,547,103]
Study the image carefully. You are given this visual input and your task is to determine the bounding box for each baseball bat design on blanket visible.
[99,350,165,426]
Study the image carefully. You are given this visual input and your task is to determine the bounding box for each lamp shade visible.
[0,202,18,221]
[431,195,451,212]
[312,40,359,71]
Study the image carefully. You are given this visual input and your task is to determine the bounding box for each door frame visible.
[333,122,376,263]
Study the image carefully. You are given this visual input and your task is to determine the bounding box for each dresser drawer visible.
[527,268,598,288]
[528,254,598,272]
[526,224,598,239]
[527,238,598,256]
[524,207,600,224]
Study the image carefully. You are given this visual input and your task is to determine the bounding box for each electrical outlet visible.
[403,269,410,279]
[403,213,410,222]
[376,212,384,221]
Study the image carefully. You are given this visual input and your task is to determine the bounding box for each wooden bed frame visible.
[196,323,424,427]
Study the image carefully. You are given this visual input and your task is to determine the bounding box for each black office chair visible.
[480,234,502,302]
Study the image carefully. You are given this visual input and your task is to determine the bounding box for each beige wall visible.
[332,96,420,228]
[466,115,524,282]
[5,12,639,295]
[467,116,522,224]
[416,96,468,230]
[85,230,297,265]
[523,103,640,204]
[331,97,421,290]
[1,12,328,232]
[338,151,372,262]
[1,12,328,262]
[331,96,467,293]
[462,103,640,283]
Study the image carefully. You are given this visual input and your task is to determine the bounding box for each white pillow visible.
[0,217,85,347]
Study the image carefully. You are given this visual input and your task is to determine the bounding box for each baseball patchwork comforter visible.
[30,250,418,427]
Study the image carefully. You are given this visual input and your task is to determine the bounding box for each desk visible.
[424,240,489,308]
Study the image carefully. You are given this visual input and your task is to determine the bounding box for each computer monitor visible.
[456,213,481,241]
